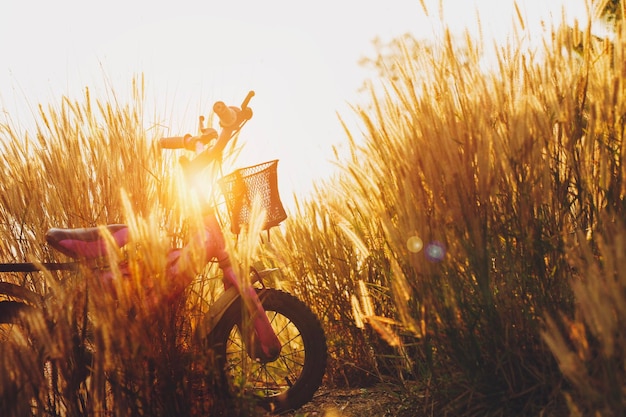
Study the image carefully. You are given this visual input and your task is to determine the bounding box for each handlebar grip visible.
[159,136,187,149]
[213,101,238,128]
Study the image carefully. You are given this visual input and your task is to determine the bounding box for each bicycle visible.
[0,91,327,414]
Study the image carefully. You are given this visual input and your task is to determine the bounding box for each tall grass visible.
[269,13,626,417]
[264,192,385,386]
[0,77,156,263]
[0,77,245,415]
[2,8,626,417]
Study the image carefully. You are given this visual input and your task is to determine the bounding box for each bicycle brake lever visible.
[241,90,255,110]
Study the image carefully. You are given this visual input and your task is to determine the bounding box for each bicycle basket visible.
[218,160,287,234]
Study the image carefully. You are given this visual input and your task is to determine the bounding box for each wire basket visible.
[218,160,287,234]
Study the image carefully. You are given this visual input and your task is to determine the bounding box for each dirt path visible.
[262,384,416,417]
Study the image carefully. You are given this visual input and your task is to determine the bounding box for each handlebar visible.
[158,91,255,172]
[159,129,218,151]
[213,102,237,128]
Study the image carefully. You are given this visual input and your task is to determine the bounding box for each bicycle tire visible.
[207,289,327,413]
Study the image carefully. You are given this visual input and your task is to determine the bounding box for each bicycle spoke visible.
[224,310,308,398]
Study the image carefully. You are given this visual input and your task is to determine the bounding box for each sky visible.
[0,0,592,204]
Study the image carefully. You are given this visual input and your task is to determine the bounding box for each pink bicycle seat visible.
[45,224,129,259]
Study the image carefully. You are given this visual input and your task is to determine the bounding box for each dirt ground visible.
[262,384,419,417]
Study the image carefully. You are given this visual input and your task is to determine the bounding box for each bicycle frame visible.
[0,262,77,273]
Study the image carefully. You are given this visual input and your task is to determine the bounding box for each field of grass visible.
[266,17,626,417]
[1,11,625,417]
[0,78,236,416]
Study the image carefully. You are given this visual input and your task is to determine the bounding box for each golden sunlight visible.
[1,0,590,203]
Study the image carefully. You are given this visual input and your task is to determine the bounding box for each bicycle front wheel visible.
[208,289,327,414]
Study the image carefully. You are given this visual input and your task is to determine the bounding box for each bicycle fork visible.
[221,266,282,362]
[170,211,282,363]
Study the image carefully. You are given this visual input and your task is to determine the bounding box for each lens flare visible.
[406,236,423,253]
[425,241,446,262]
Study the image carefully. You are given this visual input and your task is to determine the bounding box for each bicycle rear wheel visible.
[207,289,327,413]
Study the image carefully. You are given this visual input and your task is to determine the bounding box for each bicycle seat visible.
[45,224,129,259]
